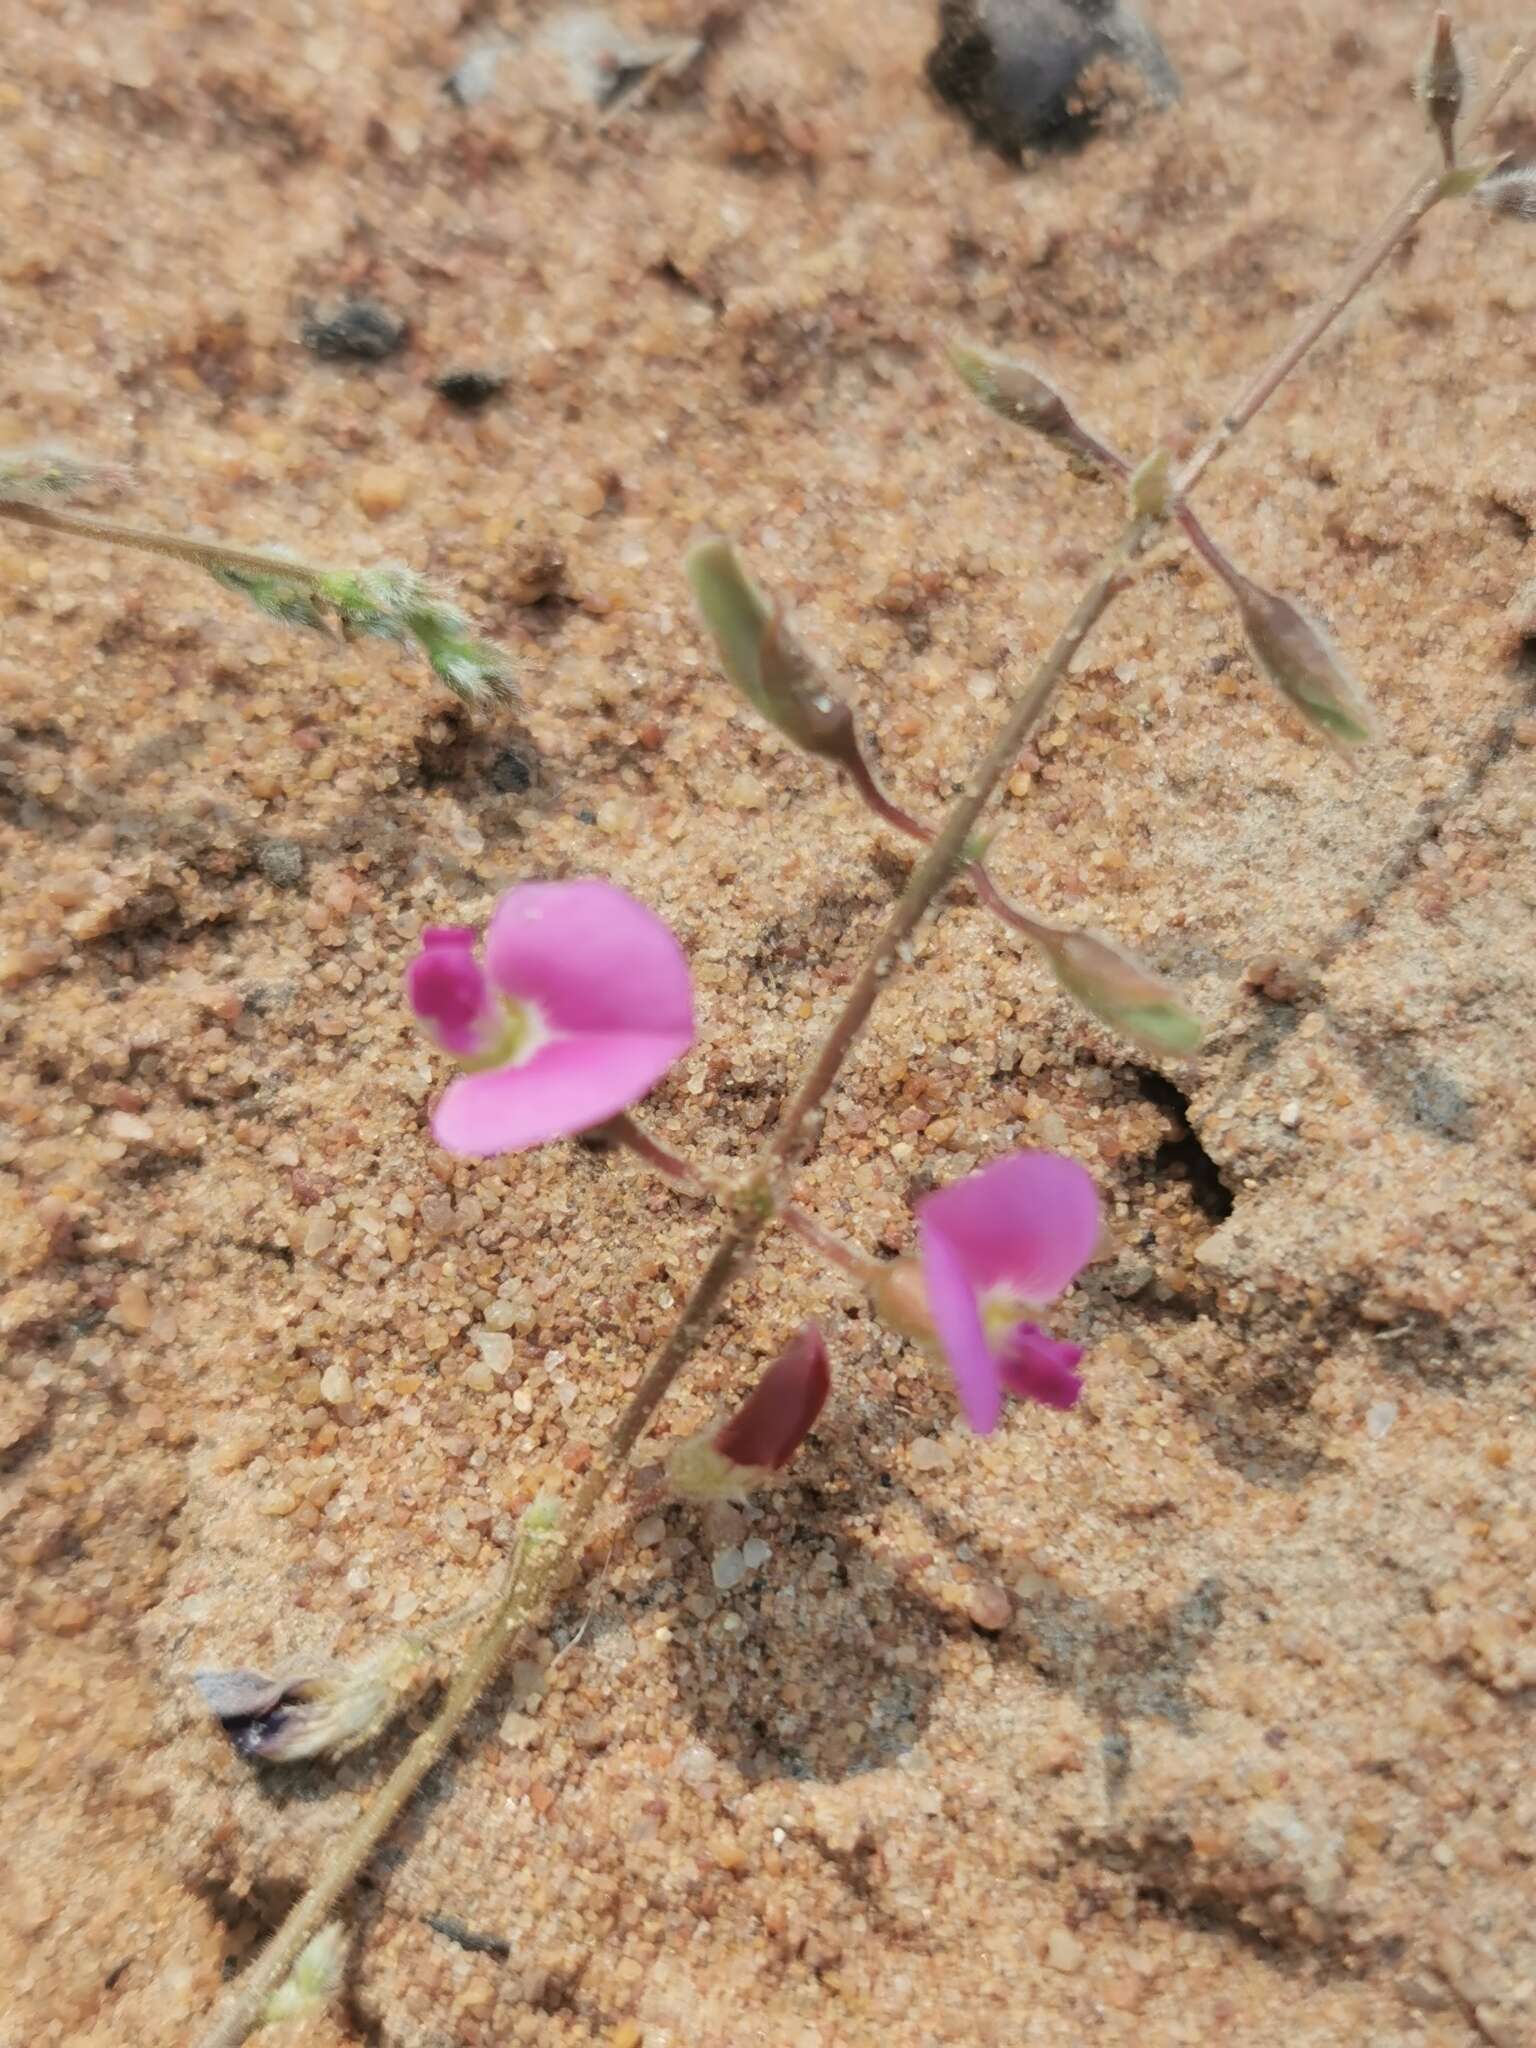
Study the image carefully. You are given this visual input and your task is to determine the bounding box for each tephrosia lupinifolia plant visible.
[36,16,1510,2039]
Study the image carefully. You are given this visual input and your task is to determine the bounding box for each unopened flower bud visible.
[1128,447,1175,522]
[1225,569,1378,750]
[1415,11,1464,166]
[868,1259,936,1345]
[1473,163,1536,220]
[518,1494,562,1548]
[1030,925,1204,1056]
[261,1925,347,2028]
[685,539,861,767]
[195,1637,427,1765]
[667,1324,829,1502]
[948,341,1077,442]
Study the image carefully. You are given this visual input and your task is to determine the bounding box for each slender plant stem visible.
[766,517,1153,1176]
[1176,504,1241,583]
[1176,180,1446,498]
[779,1202,885,1285]
[196,510,1154,2048]
[601,1111,704,1189]
[196,56,1533,2036]
[1064,420,1132,478]
[842,708,1075,950]
[0,497,333,583]
[606,1112,880,1285]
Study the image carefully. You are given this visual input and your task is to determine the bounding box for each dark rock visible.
[301,300,410,362]
[487,746,535,794]
[434,370,508,410]
[256,838,305,888]
[927,0,1178,157]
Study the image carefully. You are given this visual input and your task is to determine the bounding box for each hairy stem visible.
[0,496,333,583]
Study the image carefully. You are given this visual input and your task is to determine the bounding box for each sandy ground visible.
[3,0,1535,2043]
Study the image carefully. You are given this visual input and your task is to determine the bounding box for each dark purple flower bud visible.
[668,1324,830,1501]
[1415,11,1464,167]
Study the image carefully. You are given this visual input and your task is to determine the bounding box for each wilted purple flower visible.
[916,1153,1101,1434]
[195,1640,424,1764]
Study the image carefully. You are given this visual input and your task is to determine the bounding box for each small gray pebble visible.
[257,838,306,888]
[302,300,409,362]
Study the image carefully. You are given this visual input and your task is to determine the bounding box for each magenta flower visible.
[916,1152,1100,1434]
[406,880,694,1158]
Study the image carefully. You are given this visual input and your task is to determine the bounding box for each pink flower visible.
[406,880,694,1157]
[916,1152,1100,1434]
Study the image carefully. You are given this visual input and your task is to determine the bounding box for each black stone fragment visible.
[301,300,410,362]
[424,1914,512,1958]
[434,370,508,409]
[488,746,535,794]
[256,837,306,888]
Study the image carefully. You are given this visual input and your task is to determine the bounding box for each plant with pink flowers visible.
[190,22,1536,2043]
[400,879,1106,1440]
